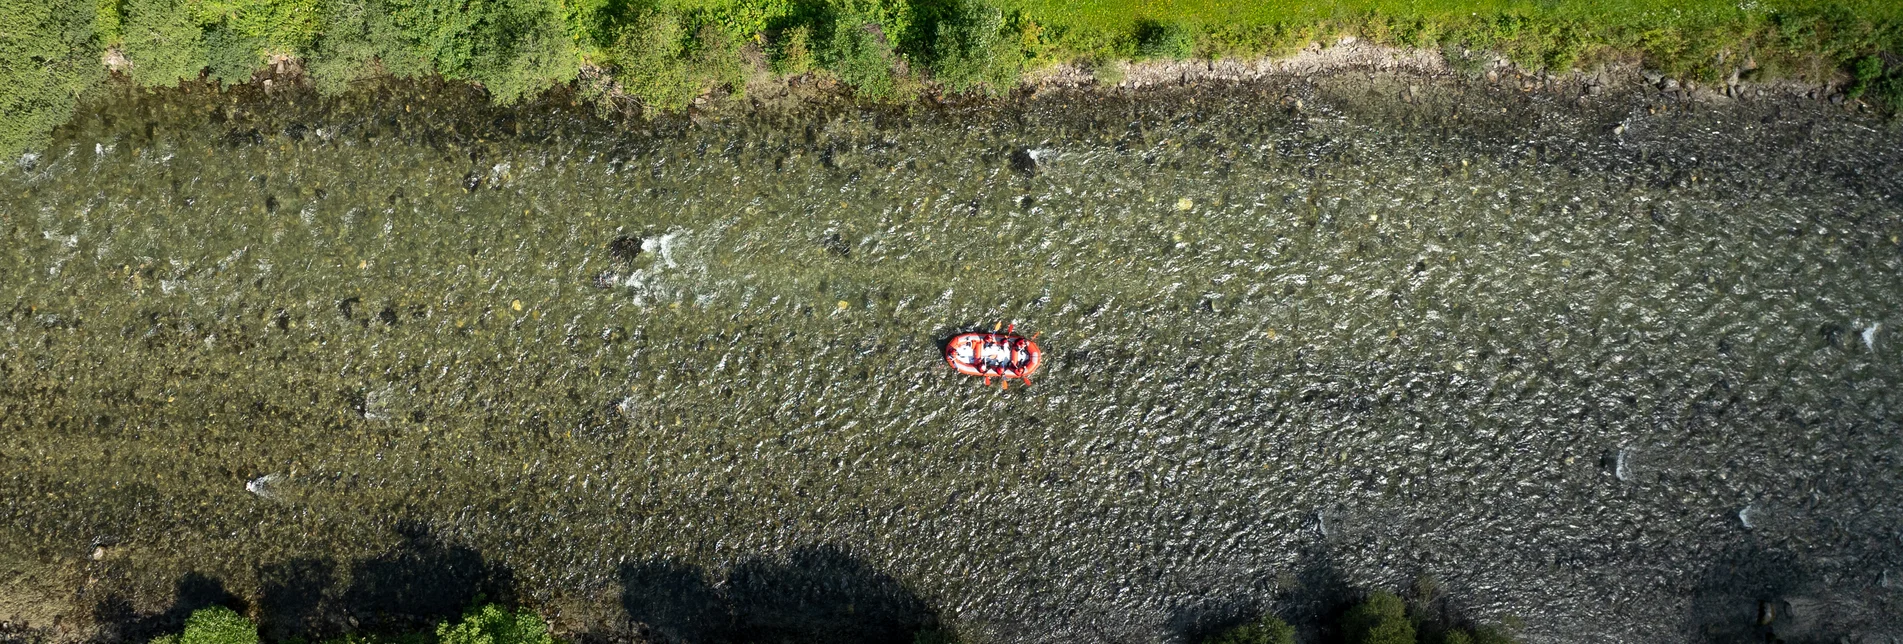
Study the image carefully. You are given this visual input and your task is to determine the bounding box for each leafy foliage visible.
[819,0,902,98]
[1134,19,1194,60]
[0,0,103,158]
[192,0,323,53]
[1343,592,1417,644]
[121,0,207,86]
[1203,614,1295,644]
[773,25,815,75]
[609,11,696,111]
[4,0,1903,156]
[204,24,264,84]
[436,604,555,644]
[155,607,259,644]
[927,0,1021,94]
[305,0,432,94]
[383,0,578,103]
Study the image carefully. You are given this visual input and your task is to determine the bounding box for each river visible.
[2,73,1900,643]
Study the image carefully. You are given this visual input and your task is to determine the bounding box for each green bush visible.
[436,604,555,644]
[689,22,748,97]
[1437,625,1517,644]
[0,0,103,158]
[773,25,815,75]
[384,0,578,104]
[121,0,207,86]
[151,606,258,644]
[191,0,322,53]
[1848,54,1883,99]
[819,0,900,98]
[928,0,1022,94]
[1342,592,1415,644]
[482,15,579,104]
[1204,614,1295,644]
[204,24,263,84]
[610,11,695,112]
[1134,19,1194,60]
[306,0,432,94]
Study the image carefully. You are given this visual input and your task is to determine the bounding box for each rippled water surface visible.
[3,77,1901,643]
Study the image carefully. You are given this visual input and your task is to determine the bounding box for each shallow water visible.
[3,76,1901,643]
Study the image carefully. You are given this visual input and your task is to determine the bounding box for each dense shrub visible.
[150,607,259,644]
[1436,625,1517,644]
[688,23,749,97]
[0,0,102,158]
[1203,614,1295,644]
[192,0,323,53]
[928,0,1022,94]
[436,604,555,644]
[481,15,580,104]
[819,0,901,98]
[305,0,432,94]
[609,12,695,111]
[1342,592,1416,644]
[384,0,579,104]
[1134,19,1195,60]
[121,0,207,86]
[773,25,816,75]
[204,24,264,84]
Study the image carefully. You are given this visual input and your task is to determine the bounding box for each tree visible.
[928,0,1022,94]
[0,0,103,157]
[150,607,259,644]
[1342,593,1416,644]
[1204,614,1295,644]
[121,0,207,86]
[437,604,556,644]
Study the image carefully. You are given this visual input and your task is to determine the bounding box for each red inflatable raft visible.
[944,325,1041,388]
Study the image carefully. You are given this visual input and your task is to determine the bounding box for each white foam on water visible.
[642,231,684,269]
[246,474,282,499]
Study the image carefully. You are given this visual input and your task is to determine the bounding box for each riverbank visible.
[5,0,1902,158]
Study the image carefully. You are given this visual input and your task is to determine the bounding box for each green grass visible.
[2,0,1900,157]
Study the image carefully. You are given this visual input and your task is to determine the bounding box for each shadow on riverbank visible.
[89,523,515,643]
[81,534,933,644]
[619,545,937,644]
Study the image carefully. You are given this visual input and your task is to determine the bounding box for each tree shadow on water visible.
[93,523,512,643]
[1166,593,1263,644]
[619,545,936,644]
[1276,545,1355,643]
[1681,541,1859,644]
[336,522,516,634]
[256,558,335,641]
[90,572,243,644]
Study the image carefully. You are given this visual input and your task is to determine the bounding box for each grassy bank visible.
[4,0,1902,163]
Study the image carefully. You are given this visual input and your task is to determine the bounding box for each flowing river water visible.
[2,73,1901,643]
